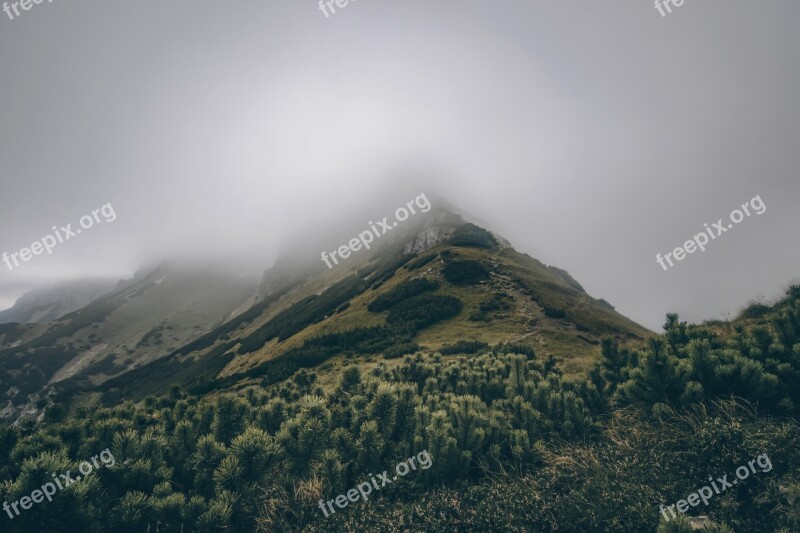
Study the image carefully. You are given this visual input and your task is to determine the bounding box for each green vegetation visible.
[370,253,415,284]
[367,278,439,312]
[4,253,799,532]
[405,253,438,271]
[738,302,772,320]
[238,276,368,354]
[543,307,567,319]
[438,340,489,355]
[598,298,615,309]
[137,324,166,348]
[0,296,123,403]
[228,292,464,388]
[82,353,126,376]
[0,323,27,345]
[249,325,412,387]
[470,292,513,321]
[546,265,585,292]
[174,289,289,358]
[442,259,490,285]
[386,295,463,329]
[382,342,420,359]
[449,223,498,249]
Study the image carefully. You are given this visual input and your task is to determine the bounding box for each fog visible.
[1,0,799,330]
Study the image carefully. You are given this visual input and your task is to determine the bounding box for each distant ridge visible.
[0,279,119,324]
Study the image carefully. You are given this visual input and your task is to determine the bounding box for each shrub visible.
[480,292,512,313]
[383,343,419,359]
[386,295,463,330]
[238,276,367,354]
[598,299,615,310]
[738,303,771,320]
[367,278,440,312]
[494,342,536,359]
[405,254,438,271]
[472,292,513,320]
[371,253,415,284]
[449,223,498,249]
[543,307,566,319]
[443,260,489,285]
[439,341,489,355]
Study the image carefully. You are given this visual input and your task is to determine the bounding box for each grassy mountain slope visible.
[98,210,650,404]
[0,264,255,423]
[0,279,119,324]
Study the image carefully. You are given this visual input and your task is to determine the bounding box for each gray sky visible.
[1,0,798,330]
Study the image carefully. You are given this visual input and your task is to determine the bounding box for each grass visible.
[85,236,656,405]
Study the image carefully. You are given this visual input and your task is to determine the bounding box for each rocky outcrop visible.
[403,226,454,255]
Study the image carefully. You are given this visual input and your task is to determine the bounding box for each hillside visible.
[0,264,256,423]
[96,209,650,404]
[0,208,797,532]
[0,279,797,531]
[0,279,119,324]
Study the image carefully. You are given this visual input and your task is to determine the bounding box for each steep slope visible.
[0,264,256,422]
[98,208,650,404]
[0,279,119,324]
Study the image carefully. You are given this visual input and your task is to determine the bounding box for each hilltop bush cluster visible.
[449,223,498,249]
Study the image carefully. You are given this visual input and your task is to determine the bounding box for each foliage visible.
[543,307,567,319]
[470,292,513,321]
[405,253,438,271]
[382,343,420,359]
[442,260,490,285]
[738,303,772,320]
[367,278,440,312]
[439,341,490,355]
[449,223,498,249]
[3,288,800,531]
[386,295,463,330]
[238,276,368,354]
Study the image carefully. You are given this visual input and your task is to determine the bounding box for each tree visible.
[620,338,685,408]
[212,396,247,444]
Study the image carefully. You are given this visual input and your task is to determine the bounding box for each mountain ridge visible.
[0,278,120,324]
[94,207,650,406]
[0,263,257,423]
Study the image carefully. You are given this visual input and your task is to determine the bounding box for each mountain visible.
[0,279,119,324]
[96,207,650,404]
[2,205,799,532]
[0,264,256,422]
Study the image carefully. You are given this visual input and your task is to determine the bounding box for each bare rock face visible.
[404,226,454,255]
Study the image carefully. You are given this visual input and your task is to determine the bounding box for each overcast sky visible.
[1,0,798,330]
